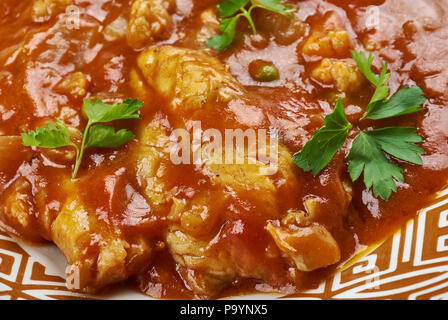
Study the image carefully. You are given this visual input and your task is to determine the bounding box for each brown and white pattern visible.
[1,192,447,300]
[293,191,448,300]
[0,231,90,300]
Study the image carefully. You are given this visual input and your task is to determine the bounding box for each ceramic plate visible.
[1,190,447,300]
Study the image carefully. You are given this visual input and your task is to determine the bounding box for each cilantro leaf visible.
[218,0,249,18]
[83,99,143,124]
[346,131,404,200]
[365,85,427,120]
[207,0,294,51]
[22,119,76,149]
[85,125,135,149]
[346,127,425,200]
[293,99,352,176]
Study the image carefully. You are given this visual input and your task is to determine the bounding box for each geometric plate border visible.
[1,192,447,300]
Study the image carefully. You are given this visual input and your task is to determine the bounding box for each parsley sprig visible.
[206,0,293,51]
[22,99,143,179]
[293,51,427,200]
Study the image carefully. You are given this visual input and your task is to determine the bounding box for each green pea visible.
[249,60,280,82]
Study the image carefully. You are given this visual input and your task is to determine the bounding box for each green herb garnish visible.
[293,99,352,176]
[206,0,293,51]
[346,127,424,200]
[351,51,426,120]
[22,99,143,179]
[293,51,427,200]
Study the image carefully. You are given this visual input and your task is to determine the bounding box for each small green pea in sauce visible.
[249,59,280,82]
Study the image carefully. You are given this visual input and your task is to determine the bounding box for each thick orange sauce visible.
[0,0,448,299]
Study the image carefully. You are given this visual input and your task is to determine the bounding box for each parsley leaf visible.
[207,0,293,51]
[22,119,76,150]
[350,51,390,87]
[217,0,250,18]
[85,125,136,149]
[365,86,427,120]
[350,50,426,120]
[207,17,240,51]
[72,99,142,178]
[21,99,143,179]
[293,99,352,176]
[346,128,424,200]
[345,131,404,201]
[361,127,425,165]
[254,0,293,16]
[84,99,143,123]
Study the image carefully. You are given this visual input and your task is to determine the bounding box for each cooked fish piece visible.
[311,58,364,93]
[202,142,300,218]
[0,178,42,242]
[2,168,153,292]
[303,28,352,58]
[127,0,176,49]
[32,0,72,22]
[166,227,236,296]
[137,46,244,116]
[55,71,88,99]
[51,185,152,292]
[267,223,341,272]
[134,116,173,210]
[134,45,315,296]
[104,16,128,42]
